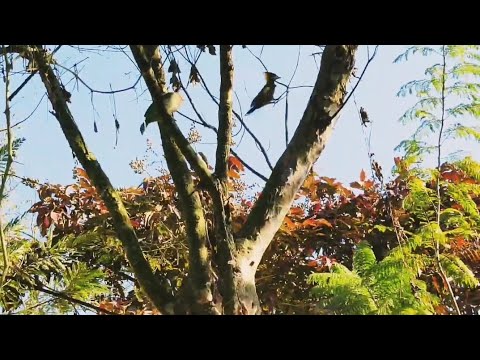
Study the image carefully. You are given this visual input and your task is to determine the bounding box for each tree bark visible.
[131,45,358,314]
[130,45,219,314]
[14,45,358,315]
[28,45,175,314]
[233,45,359,313]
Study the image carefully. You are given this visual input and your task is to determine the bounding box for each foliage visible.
[4,150,480,314]
[395,45,480,164]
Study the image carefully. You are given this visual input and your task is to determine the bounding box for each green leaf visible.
[353,241,377,277]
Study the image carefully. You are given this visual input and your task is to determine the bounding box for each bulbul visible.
[245,72,280,116]
[140,91,184,134]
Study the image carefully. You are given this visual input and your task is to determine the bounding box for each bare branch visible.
[29,45,174,314]
[436,45,461,315]
[129,46,215,193]
[284,46,301,147]
[180,54,274,171]
[6,45,62,102]
[13,277,116,315]
[233,111,274,171]
[180,84,217,132]
[330,45,379,120]
[215,45,235,182]
[244,46,268,72]
[0,46,14,286]
[8,73,35,101]
[54,62,143,95]
[130,45,217,314]
[236,45,359,271]
[179,83,268,182]
[231,149,268,182]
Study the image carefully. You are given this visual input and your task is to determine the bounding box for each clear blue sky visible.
[2,45,479,217]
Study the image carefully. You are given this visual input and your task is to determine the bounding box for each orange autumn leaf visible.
[302,218,319,227]
[75,168,89,179]
[315,218,333,228]
[302,173,317,192]
[289,207,304,216]
[301,218,332,228]
[434,305,449,315]
[360,169,366,182]
[227,169,241,179]
[283,216,297,230]
[363,179,375,190]
[441,170,462,183]
[350,181,363,190]
[228,156,244,172]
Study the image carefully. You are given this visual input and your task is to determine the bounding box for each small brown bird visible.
[245,72,280,116]
[360,107,370,126]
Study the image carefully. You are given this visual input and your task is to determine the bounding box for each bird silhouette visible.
[245,72,280,116]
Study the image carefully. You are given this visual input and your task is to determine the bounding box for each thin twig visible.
[180,83,267,181]
[1,47,13,286]
[0,93,46,133]
[7,45,62,102]
[436,45,461,315]
[233,111,273,170]
[182,56,274,171]
[54,62,142,95]
[284,46,302,147]
[8,73,35,102]
[30,281,115,315]
[231,149,268,182]
[330,45,379,121]
[245,46,268,72]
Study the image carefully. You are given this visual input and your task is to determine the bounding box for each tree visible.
[0,45,360,314]
[307,45,480,315]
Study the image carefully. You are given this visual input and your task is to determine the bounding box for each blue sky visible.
[2,45,480,218]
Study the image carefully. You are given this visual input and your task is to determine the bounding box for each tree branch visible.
[130,45,218,314]
[29,280,116,315]
[0,46,14,286]
[236,45,359,270]
[215,45,234,182]
[179,84,267,181]
[29,45,174,314]
[129,45,215,194]
[185,60,274,171]
[210,45,241,314]
[9,273,115,315]
[54,62,143,95]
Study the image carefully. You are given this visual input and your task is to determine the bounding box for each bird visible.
[140,91,184,134]
[245,72,280,116]
[359,107,371,126]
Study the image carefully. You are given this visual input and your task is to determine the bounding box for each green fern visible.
[0,138,24,173]
[309,243,439,315]
[440,255,478,288]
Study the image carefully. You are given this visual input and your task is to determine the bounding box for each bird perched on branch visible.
[359,107,371,127]
[245,72,280,116]
[140,91,184,135]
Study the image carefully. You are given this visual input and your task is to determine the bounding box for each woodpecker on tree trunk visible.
[245,72,280,116]
[140,91,184,134]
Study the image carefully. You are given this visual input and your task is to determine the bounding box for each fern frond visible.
[353,241,377,277]
[440,254,478,288]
